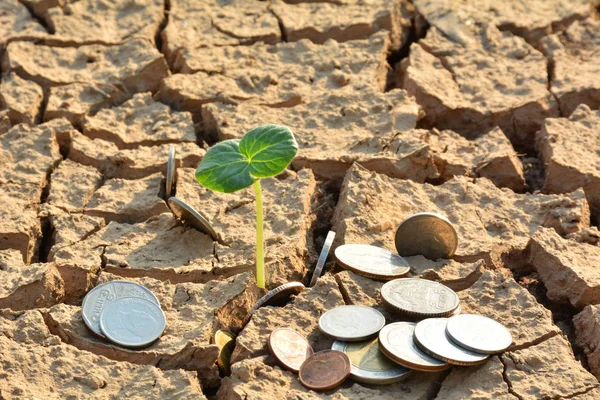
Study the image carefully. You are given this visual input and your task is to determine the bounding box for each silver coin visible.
[309,231,336,287]
[381,278,459,317]
[165,146,176,199]
[378,322,449,371]
[332,338,412,384]
[446,314,513,354]
[334,244,410,281]
[100,297,166,348]
[414,318,489,366]
[319,305,385,342]
[394,212,458,260]
[242,282,305,327]
[168,196,218,241]
[82,281,160,338]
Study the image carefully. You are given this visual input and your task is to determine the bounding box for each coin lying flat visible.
[82,281,160,338]
[446,314,513,354]
[309,231,336,287]
[100,297,166,348]
[319,305,385,342]
[394,212,458,260]
[378,322,449,371]
[165,146,176,199]
[167,197,218,241]
[299,350,351,391]
[381,278,459,318]
[242,282,305,326]
[414,318,489,366]
[214,330,236,375]
[334,244,410,281]
[268,328,314,372]
[332,338,412,384]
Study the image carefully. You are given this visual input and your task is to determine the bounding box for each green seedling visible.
[195,124,298,289]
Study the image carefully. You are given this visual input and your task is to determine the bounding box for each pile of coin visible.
[81,281,166,348]
[261,212,514,391]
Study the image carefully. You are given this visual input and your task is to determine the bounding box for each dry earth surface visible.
[1,0,600,399]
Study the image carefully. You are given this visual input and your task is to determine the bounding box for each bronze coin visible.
[267,328,314,373]
[299,350,351,391]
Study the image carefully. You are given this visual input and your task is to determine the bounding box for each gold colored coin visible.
[213,330,236,375]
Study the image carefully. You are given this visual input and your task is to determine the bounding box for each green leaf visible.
[195,124,298,193]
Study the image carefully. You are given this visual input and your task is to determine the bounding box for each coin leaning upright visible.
[332,338,412,384]
[446,314,513,354]
[394,212,458,260]
[309,230,336,287]
[319,305,385,342]
[100,297,166,348]
[82,281,160,338]
[381,278,459,317]
[299,350,351,391]
[334,244,410,281]
[167,197,218,241]
[165,146,176,199]
[378,322,449,371]
[414,318,489,366]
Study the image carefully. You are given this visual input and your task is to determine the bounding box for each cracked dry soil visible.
[1,0,600,399]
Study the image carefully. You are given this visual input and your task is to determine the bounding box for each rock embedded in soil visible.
[574,305,600,380]
[218,355,443,400]
[536,105,600,214]
[157,32,390,119]
[83,173,169,223]
[435,356,512,399]
[0,310,206,399]
[5,39,169,97]
[83,92,196,149]
[333,164,589,267]
[0,249,64,310]
[45,271,260,388]
[39,0,164,46]
[231,275,344,364]
[541,20,600,117]
[502,335,599,399]
[175,168,317,286]
[527,227,600,308]
[68,129,204,179]
[162,0,280,68]
[270,0,412,51]
[400,23,557,148]
[459,270,561,349]
[0,72,43,125]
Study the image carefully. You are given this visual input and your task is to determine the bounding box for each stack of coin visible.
[81,281,166,348]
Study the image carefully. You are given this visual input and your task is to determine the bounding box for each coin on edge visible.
[309,230,336,287]
[378,322,449,371]
[214,330,236,375]
[268,328,314,372]
[394,212,458,260]
[242,282,305,326]
[332,338,412,384]
[167,197,218,241]
[319,305,385,342]
[82,281,160,338]
[299,350,351,391]
[414,318,489,366]
[381,278,459,318]
[334,244,410,281]
[165,146,176,199]
[446,314,513,354]
[100,297,166,348]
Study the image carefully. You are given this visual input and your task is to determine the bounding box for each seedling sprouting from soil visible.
[195,125,298,289]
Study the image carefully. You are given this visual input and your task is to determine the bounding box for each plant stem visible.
[253,180,265,289]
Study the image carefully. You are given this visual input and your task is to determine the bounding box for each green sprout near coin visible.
[195,124,298,289]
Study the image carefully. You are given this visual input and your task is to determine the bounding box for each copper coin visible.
[242,282,305,326]
[299,350,351,391]
[335,244,410,281]
[268,328,314,373]
[394,212,458,260]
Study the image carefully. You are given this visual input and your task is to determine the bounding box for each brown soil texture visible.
[1,0,600,399]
